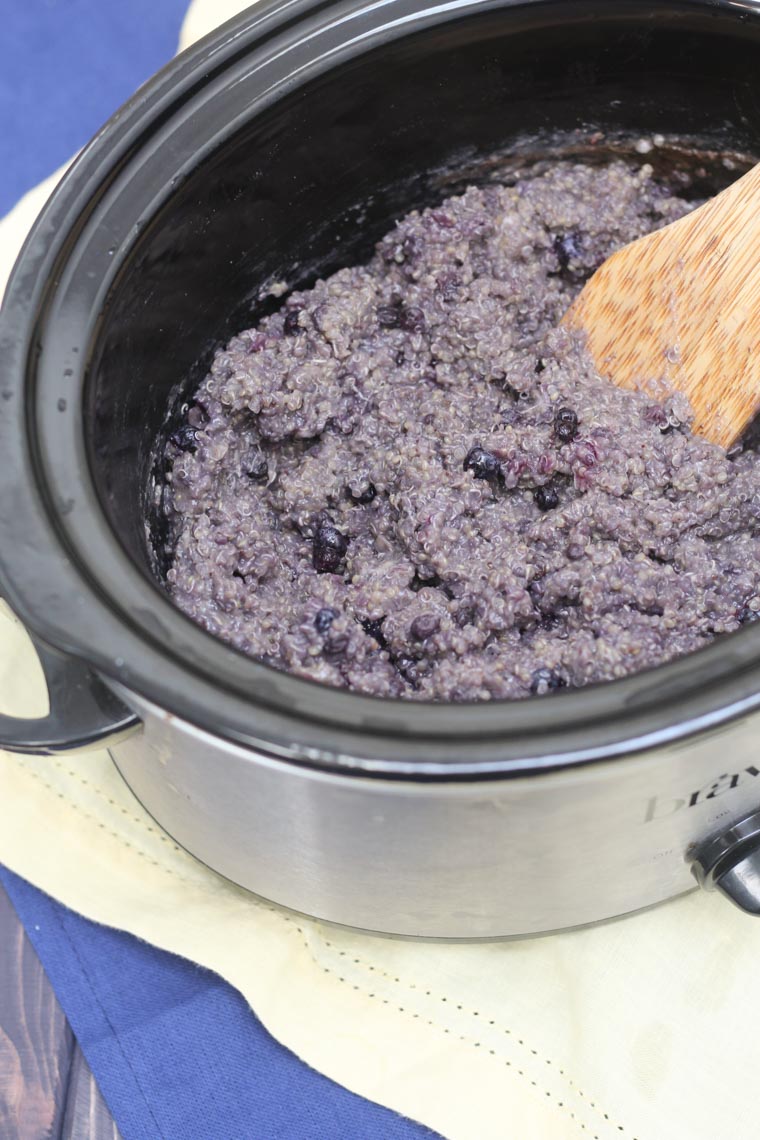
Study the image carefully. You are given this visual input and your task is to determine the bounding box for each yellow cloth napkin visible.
[3,7,760,1138]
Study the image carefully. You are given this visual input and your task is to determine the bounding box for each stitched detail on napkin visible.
[305,930,636,1140]
[302,943,609,1138]
[52,761,185,854]
[20,765,196,884]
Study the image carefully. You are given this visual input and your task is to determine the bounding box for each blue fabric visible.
[1,7,442,1139]
[0,0,191,215]
[0,866,441,1140]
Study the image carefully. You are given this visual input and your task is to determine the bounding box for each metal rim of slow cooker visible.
[2,0,760,778]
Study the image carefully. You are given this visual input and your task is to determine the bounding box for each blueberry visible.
[463,446,503,484]
[530,668,567,696]
[437,273,460,303]
[247,458,269,483]
[348,482,376,505]
[410,613,440,641]
[283,306,303,335]
[395,350,405,367]
[642,404,670,432]
[534,484,560,512]
[554,406,579,443]
[377,302,403,328]
[169,424,198,453]
[454,599,480,628]
[312,519,349,574]
[575,440,599,469]
[738,605,760,626]
[314,607,338,634]
[527,577,545,603]
[377,299,424,333]
[398,305,425,333]
[393,653,421,688]
[553,232,583,273]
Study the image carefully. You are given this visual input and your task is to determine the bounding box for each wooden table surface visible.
[0,882,121,1140]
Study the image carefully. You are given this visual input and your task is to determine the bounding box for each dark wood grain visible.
[60,1049,121,1140]
[0,883,121,1140]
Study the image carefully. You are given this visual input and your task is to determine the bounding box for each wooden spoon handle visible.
[563,162,760,449]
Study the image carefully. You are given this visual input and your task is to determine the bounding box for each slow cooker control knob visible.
[690,809,760,915]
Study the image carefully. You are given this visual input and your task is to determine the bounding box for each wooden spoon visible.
[561,162,760,450]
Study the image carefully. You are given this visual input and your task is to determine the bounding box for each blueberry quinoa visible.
[159,160,760,701]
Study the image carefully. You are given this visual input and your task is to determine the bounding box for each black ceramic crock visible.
[3,0,760,937]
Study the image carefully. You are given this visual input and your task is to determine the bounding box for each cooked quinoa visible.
[161,160,760,701]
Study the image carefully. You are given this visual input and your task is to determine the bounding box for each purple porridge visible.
[160,160,760,701]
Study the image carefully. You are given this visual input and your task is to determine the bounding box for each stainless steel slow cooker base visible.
[109,693,760,938]
[112,751,701,941]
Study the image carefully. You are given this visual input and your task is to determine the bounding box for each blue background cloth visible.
[0,868,440,1140]
[0,4,441,1137]
[0,0,191,216]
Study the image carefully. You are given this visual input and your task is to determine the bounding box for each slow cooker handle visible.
[0,637,139,755]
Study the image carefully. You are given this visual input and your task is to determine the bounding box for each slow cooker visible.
[3,0,760,938]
